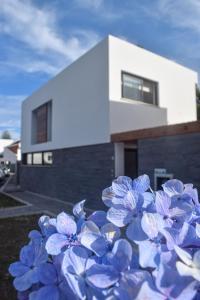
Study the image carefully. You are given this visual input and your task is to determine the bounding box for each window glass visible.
[122,73,158,105]
[27,153,32,165]
[33,153,42,165]
[43,152,53,165]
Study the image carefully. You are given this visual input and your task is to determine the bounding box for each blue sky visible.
[0,0,200,139]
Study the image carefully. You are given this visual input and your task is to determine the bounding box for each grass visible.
[0,193,23,208]
[0,214,42,300]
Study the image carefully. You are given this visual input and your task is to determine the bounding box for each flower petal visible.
[88,211,107,227]
[29,285,59,300]
[9,262,29,277]
[139,240,159,268]
[155,191,171,216]
[174,246,193,266]
[13,268,38,291]
[45,233,68,255]
[38,216,57,238]
[108,239,132,272]
[56,212,77,235]
[86,264,119,289]
[73,200,86,219]
[62,246,88,276]
[196,223,200,238]
[126,217,147,243]
[107,205,132,227]
[141,213,160,239]
[112,176,132,197]
[38,263,57,285]
[80,232,107,257]
[102,186,115,207]
[132,174,150,193]
[101,223,120,244]
[20,245,35,267]
[162,179,184,196]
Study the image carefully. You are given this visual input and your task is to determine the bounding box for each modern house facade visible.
[20,35,198,209]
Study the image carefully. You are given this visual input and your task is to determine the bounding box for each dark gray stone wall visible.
[19,143,115,210]
[138,132,200,191]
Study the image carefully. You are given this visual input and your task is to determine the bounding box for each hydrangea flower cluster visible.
[9,175,200,299]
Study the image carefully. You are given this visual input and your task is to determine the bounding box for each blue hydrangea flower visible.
[80,220,120,257]
[9,239,48,292]
[45,212,79,255]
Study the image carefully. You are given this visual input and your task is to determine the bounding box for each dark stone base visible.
[138,132,200,192]
[20,143,115,210]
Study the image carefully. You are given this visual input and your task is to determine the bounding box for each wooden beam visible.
[111,121,200,142]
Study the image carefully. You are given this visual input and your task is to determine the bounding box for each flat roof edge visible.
[111,121,200,142]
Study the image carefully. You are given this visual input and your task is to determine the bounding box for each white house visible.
[20,35,198,209]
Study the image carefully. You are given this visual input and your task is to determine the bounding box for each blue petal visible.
[112,176,132,197]
[162,179,184,196]
[88,211,108,227]
[101,223,120,244]
[86,264,119,288]
[28,230,42,240]
[38,263,57,285]
[56,212,77,235]
[142,192,155,209]
[38,216,57,238]
[108,239,132,272]
[64,273,86,299]
[141,213,160,239]
[139,240,160,268]
[73,200,86,219]
[107,205,133,227]
[20,245,35,267]
[62,246,88,276]
[196,223,200,238]
[32,239,48,267]
[135,282,165,300]
[126,217,147,243]
[13,268,38,291]
[102,186,115,207]
[45,233,68,255]
[80,232,108,257]
[132,174,150,193]
[9,262,29,277]
[155,191,171,216]
[29,285,59,300]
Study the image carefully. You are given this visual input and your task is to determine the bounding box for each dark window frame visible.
[121,71,159,106]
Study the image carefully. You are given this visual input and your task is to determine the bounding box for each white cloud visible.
[0,0,100,76]
[143,0,200,34]
[75,0,103,10]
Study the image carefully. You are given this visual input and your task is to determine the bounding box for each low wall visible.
[138,132,200,191]
[19,143,115,210]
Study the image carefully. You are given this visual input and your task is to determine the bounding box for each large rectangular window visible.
[122,72,158,105]
[32,101,52,144]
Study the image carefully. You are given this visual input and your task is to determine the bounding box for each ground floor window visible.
[23,152,53,166]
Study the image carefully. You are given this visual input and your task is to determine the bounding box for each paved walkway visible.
[0,175,92,219]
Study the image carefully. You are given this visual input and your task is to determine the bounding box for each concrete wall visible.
[110,100,167,133]
[21,38,110,153]
[138,132,200,192]
[20,143,115,210]
[108,35,198,128]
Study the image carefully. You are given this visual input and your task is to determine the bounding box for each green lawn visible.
[0,193,23,208]
[0,214,42,300]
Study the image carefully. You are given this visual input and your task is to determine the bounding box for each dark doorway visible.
[124,148,138,178]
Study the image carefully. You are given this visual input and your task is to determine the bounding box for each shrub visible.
[9,175,200,299]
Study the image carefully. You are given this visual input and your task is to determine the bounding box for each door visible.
[124,148,138,179]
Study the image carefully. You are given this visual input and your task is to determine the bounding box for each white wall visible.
[108,36,198,128]
[110,100,167,134]
[0,139,13,153]
[22,38,110,153]
[3,147,17,164]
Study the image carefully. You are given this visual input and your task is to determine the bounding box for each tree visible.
[1,130,12,139]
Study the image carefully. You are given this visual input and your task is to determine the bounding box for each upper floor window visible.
[32,101,52,144]
[122,72,158,105]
